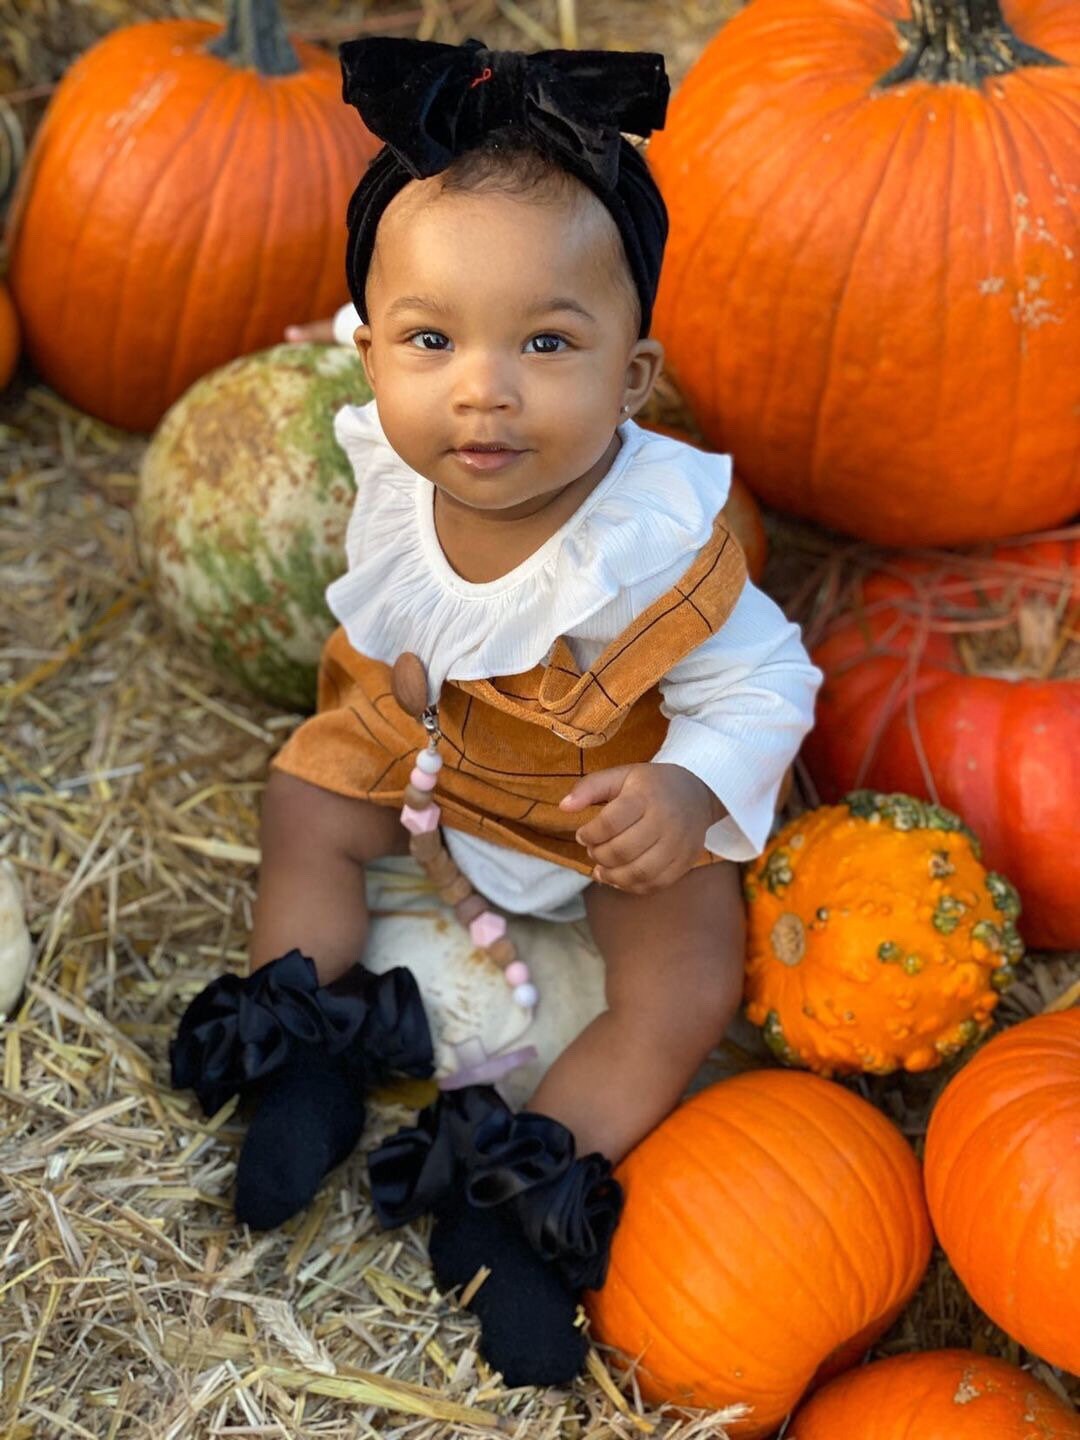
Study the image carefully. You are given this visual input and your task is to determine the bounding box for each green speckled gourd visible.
[744,793,1022,1076]
[136,344,371,709]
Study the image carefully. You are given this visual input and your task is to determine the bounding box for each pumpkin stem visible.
[208,0,301,76]
[879,0,1065,87]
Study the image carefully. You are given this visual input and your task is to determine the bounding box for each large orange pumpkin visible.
[0,280,18,389]
[924,1008,1080,1377]
[588,1070,932,1437]
[6,0,377,431]
[788,1350,1080,1438]
[802,537,1080,949]
[648,0,1080,546]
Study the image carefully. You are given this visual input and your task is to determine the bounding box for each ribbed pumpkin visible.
[648,0,1080,546]
[587,1070,932,1437]
[803,538,1080,949]
[0,280,18,390]
[6,0,377,432]
[789,1350,1080,1439]
[924,1009,1080,1376]
[744,793,1022,1075]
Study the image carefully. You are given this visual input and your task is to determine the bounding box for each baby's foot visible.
[429,1187,586,1386]
[234,1054,367,1230]
[171,951,433,1228]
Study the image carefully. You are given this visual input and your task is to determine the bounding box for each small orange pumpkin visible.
[587,1070,932,1437]
[789,1350,1080,1439]
[924,1008,1080,1376]
[744,793,1021,1075]
[0,280,18,389]
[7,0,378,431]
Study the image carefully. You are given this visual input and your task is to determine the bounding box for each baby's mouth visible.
[452,441,527,472]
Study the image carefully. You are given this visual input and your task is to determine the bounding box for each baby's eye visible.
[525,333,568,355]
[408,330,451,351]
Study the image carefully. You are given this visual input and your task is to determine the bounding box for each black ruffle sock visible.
[171,950,433,1231]
[369,1085,623,1387]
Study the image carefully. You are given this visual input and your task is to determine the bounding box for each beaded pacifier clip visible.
[390,653,539,1088]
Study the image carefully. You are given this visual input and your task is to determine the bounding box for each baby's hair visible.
[377,131,643,334]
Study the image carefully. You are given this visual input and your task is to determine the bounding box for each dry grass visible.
[2,0,1078,1434]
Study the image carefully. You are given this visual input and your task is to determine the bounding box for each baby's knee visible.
[609,945,744,1047]
[260,769,409,865]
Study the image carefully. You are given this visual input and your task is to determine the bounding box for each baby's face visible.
[354,180,663,517]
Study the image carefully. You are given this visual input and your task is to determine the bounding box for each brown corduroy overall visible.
[272,512,747,877]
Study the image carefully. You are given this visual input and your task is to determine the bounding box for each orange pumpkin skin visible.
[7,16,376,431]
[789,1349,1080,1439]
[0,280,18,389]
[648,0,1080,546]
[924,1010,1080,1376]
[587,1070,932,1437]
[803,540,1080,949]
[639,420,769,581]
[744,795,1020,1076]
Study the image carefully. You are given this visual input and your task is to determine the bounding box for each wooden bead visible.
[409,830,443,861]
[391,652,429,718]
[438,875,473,906]
[424,852,459,885]
[404,782,435,809]
[454,893,487,926]
[488,936,517,966]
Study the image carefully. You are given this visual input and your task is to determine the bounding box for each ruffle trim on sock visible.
[170,949,434,1116]
[369,1085,623,1291]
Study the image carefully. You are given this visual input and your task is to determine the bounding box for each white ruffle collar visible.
[325,399,731,698]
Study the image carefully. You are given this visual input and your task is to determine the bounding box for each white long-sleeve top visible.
[325,398,822,920]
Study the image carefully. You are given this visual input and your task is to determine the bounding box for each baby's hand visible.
[560,763,726,895]
[284,319,336,344]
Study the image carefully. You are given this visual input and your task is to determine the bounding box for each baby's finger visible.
[586,816,661,872]
[575,790,647,848]
[594,836,668,893]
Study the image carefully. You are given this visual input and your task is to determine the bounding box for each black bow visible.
[368,1085,623,1291]
[340,36,669,192]
[170,950,434,1117]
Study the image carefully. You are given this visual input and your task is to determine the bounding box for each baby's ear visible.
[352,324,376,388]
[624,336,665,414]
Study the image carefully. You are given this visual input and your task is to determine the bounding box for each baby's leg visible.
[249,770,410,982]
[172,771,427,1230]
[528,861,746,1163]
[414,863,744,1387]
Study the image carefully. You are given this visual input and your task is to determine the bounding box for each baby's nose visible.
[452,351,519,411]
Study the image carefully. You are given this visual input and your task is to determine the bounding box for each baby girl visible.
[172,36,821,1387]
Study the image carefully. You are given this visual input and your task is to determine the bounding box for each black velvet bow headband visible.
[339,36,671,336]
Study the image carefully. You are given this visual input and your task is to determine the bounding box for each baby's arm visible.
[651,583,823,859]
[563,584,822,889]
[284,304,361,347]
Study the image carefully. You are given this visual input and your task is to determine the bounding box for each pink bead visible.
[401,803,441,835]
[409,766,438,791]
[469,911,507,949]
[504,961,531,987]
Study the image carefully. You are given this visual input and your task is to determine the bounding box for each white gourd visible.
[0,860,32,1018]
[362,857,606,1109]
